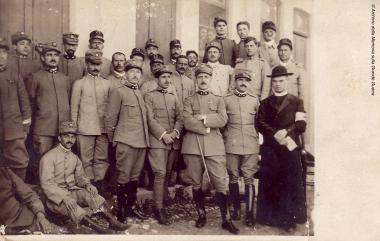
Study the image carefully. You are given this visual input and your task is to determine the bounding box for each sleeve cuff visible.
[173,129,180,139]
[159,131,167,140]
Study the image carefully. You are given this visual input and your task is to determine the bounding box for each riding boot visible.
[125,181,149,220]
[229,183,241,220]
[216,192,239,234]
[192,188,207,228]
[244,184,256,227]
[116,183,127,222]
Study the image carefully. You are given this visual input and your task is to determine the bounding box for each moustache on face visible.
[66,142,74,145]
[240,84,247,88]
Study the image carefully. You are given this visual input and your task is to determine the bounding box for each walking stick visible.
[196,135,213,188]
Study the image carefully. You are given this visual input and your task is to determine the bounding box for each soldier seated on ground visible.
[39,121,129,234]
[0,168,59,234]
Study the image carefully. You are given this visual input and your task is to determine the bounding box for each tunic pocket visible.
[154,108,167,118]
[124,103,140,117]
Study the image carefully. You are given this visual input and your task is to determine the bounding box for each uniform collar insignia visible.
[234,89,247,97]
[197,89,209,95]
[125,79,138,89]
[158,88,168,94]
[64,53,76,60]
[216,35,226,40]
[46,67,58,74]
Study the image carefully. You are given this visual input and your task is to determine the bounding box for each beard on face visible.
[66,49,75,57]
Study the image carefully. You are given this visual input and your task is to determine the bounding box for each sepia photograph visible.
[0,0,379,241]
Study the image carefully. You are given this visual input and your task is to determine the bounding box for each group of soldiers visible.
[0,17,307,235]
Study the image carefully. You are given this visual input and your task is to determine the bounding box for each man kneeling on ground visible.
[39,121,129,234]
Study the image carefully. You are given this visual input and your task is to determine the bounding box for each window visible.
[293,8,309,69]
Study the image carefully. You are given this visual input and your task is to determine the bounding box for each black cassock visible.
[255,93,307,229]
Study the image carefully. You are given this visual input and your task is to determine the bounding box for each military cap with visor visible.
[11,31,31,45]
[195,64,213,76]
[85,49,103,64]
[89,30,105,42]
[125,59,143,73]
[63,32,79,45]
[277,38,293,50]
[153,65,172,78]
[130,48,145,60]
[234,69,253,81]
[59,121,77,135]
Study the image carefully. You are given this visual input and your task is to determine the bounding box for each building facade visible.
[0,0,313,153]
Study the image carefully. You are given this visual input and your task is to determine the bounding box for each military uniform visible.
[87,30,112,78]
[104,60,149,222]
[107,69,127,90]
[276,38,306,101]
[145,66,183,222]
[27,43,71,181]
[142,39,159,83]
[59,33,86,86]
[181,64,238,233]
[234,55,271,100]
[0,168,46,232]
[140,54,177,97]
[171,71,195,107]
[258,21,280,68]
[0,39,31,180]
[224,69,260,226]
[7,32,40,85]
[233,39,247,61]
[71,49,110,183]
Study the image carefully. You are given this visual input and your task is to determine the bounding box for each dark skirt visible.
[256,145,307,228]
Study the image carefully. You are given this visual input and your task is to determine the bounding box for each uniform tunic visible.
[0,168,45,228]
[7,54,40,85]
[145,88,183,208]
[59,54,86,86]
[0,67,31,172]
[181,91,228,192]
[207,62,233,97]
[233,40,247,60]
[256,93,307,228]
[234,55,271,100]
[171,71,195,107]
[279,60,306,101]
[40,144,104,224]
[224,91,260,185]
[71,73,110,180]
[258,41,280,69]
[105,82,149,183]
[203,37,235,67]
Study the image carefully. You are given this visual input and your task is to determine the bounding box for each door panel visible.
[135,0,175,62]
[0,0,69,58]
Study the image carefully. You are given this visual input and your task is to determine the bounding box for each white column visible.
[69,0,136,59]
[278,0,293,39]
[175,0,200,53]
[226,0,245,42]
[245,0,262,40]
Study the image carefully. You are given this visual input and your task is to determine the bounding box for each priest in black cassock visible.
[255,65,307,232]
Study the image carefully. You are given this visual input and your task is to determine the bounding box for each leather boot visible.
[96,179,112,199]
[125,181,149,220]
[116,183,127,222]
[216,192,239,234]
[100,204,130,230]
[81,216,114,234]
[245,184,256,227]
[192,189,207,228]
[153,208,171,225]
[229,183,241,220]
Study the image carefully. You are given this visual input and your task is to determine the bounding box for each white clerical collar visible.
[273,91,288,96]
